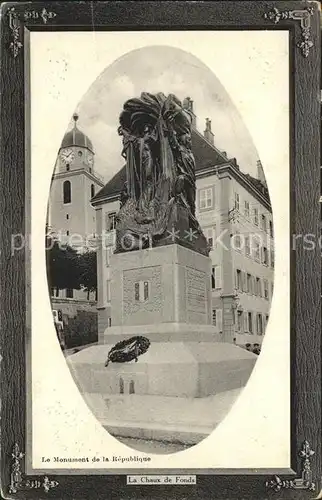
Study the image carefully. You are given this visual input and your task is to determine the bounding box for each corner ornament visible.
[9,443,59,494]
[266,441,315,492]
[7,7,57,58]
[264,6,315,57]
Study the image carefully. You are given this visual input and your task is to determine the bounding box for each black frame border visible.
[0,1,321,499]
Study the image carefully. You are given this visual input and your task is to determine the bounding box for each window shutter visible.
[234,269,238,289]
[242,271,247,292]
[251,276,255,295]
[261,247,265,263]
[217,309,223,332]
[244,312,248,332]
[215,265,222,289]
[105,213,109,231]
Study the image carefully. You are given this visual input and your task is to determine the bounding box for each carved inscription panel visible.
[186,267,207,315]
[123,266,162,325]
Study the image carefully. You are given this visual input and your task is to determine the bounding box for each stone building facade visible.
[92,101,274,346]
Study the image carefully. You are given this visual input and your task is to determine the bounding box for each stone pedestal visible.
[67,244,258,450]
[104,244,214,343]
[67,342,257,446]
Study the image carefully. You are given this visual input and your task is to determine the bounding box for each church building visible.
[91,99,274,347]
[48,113,105,304]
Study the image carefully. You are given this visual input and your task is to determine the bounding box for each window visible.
[63,180,71,204]
[261,214,267,231]
[256,277,262,296]
[108,317,112,327]
[262,247,269,265]
[66,288,73,298]
[129,380,135,394]
[245,236,250,256]
[234,230,241,250]
[253,208,259,226]
[236,269,242,291]
[199,187,213,210]
[234,192,240,211]
[106,281,111,302]
[237,310,243,331]
[247,273,252,294]
[205,227,215,248]
[78,150,83,157]
[91,183,95,198]
[66,214,69,220]
[254,241,260,261]
[266,315,269,329]
[66,164,70,171]
[271,249,275,268]
[244,201,250,217]
[256,314,263,335]
[66,230,69,236]
[106,212,117,231]
[119,377,124,394]
[271,282,274,298]
[213,309,222,331]
[105,248,110,266]
[263,279,269,299]
[211,266,222,289]
[269,220,274,238]
[248,312,253,333]
[50,287,55,297]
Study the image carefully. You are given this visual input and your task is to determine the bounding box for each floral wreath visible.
[105,336,150,366]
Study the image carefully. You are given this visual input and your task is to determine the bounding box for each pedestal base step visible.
[103,323,221,344]
[82,389,242,447]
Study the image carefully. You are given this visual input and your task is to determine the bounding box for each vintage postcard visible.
[0,1,321,499]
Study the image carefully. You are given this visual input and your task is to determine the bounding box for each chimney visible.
[257,160,267,186]
[183,97,196,128]
[204,118,214,145]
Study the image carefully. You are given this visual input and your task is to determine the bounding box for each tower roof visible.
[60,113,94,153]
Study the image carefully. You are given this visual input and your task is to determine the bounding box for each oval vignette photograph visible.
[46,45,274,455]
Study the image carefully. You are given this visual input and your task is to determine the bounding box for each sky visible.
[65,45,261,182]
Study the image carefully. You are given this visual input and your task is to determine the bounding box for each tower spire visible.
[72,112,79,128]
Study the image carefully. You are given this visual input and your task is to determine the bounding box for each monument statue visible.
[115,92,209,255]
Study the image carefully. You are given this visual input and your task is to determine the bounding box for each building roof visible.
[244,173,270,200]
[60,113,94,153]
[92,128,229,203]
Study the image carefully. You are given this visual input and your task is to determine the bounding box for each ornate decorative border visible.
[265,441,316,492]
[9,444,59,494]
[264,6,315,57]
[7,6,57,57]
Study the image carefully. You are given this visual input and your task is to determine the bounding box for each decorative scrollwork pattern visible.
[264,7,315,57]
[7,6,57,57]
[265,440,316,492]
[9,444,59,494]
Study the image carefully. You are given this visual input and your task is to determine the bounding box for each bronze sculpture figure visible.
[115,92,208,255]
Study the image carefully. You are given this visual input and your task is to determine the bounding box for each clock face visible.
[88,154,94,166]
[60,148,75,165]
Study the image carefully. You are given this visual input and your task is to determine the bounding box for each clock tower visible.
[57,113,95,174]
[48,113,105,255]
